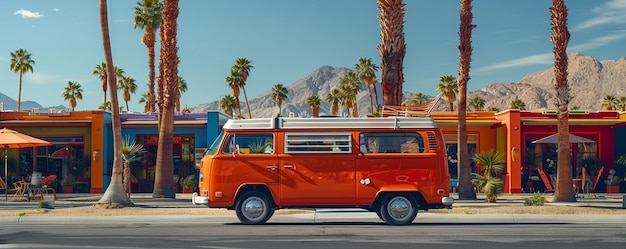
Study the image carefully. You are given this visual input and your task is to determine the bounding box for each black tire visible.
[379,194,418,225]
[235,191,274,224]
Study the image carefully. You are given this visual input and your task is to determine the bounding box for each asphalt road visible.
[2,213,626,249]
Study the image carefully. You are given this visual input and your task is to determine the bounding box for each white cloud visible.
[13,9,44,19]
[569,30,626,51]
[478,53,553,72]
[53,8,60,12]
[572,0,626,31]
[26,72,63,85]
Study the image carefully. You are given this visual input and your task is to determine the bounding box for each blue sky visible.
[1,0,625,112]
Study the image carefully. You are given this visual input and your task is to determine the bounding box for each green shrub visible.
[524,193,546,206]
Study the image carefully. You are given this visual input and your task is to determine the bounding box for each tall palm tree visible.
[271,83,288,116]
[510,96,527,110]
[9,48,35,112]
[337,70,361,117]
[457,0,476,201]
[551,0,575,202]
[408,92,429,105]
[325,88,341,116]
[153,0,179,199]
[225,69,243,118]
[468,96,485,111]
[377,0,406,106]
[233,58,254,118]
[118,76,137,112]
[138,91,151,113]
[355,57,379,113]
[96,0,132,207]
[134,0,163,113]
[62,81,83,112]
[176,76,187,112]
[220,95,237,117]
[306,94,321,118]
[602,95,617,110]
[93,63,124,110]
[436,74,458,111]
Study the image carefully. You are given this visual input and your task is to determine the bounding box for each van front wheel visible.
[235,191,274,224]
[380,194,418,225]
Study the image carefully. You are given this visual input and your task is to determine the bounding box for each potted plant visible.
[61,176,74,194]
[606,176,621,193]
[472,149,506,203]
[182,175,195,193]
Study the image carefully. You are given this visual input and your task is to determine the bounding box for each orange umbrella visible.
[1,128,52,200]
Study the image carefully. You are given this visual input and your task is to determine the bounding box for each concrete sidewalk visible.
[1,192,625,211]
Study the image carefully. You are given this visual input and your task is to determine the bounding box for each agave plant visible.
[122,136,145,195]
[472,149,506,203]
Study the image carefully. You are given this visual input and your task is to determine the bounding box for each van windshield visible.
[204,131,224,156]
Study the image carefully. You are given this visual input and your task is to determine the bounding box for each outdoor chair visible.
[0,178,20,195]
[538,169,554,193]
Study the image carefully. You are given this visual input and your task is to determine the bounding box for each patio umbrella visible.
[531,133,596,144]
[0,128,52,200]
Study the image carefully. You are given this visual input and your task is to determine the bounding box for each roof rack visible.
[223,116,438,130]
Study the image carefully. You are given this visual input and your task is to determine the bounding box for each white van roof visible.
[223,117,438,130]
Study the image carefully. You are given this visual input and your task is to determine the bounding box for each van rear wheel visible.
[235,191,274,224]
[379,194,418,225]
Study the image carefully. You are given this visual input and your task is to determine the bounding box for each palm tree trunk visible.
[378,0,406,106]
[96,0,132,207]
[551,0,575,202]
[17,74,23,112]
[243,87,252,119]
[366,85,374,113]
[146,31,157,113]
[153,0,179,198]
[373,84,380,112]
[457,0,476,200]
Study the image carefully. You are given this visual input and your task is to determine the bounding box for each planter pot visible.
[606,185,620,193]
[62,185,74,194]
[182,187,193,194]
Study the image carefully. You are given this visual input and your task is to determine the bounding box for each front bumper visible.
[191,192,208,205]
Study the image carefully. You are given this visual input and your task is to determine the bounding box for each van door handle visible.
[266,165,278,170]
[283,164,295,169]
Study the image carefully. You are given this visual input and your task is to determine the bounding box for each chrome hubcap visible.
[243,197,265,220]
[387,196,410,220]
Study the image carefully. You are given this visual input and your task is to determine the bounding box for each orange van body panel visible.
[197,117,451,210]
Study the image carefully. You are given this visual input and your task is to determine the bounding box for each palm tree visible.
[220,95,237,117]
[153,0,179,199]
[471,150,505,203]
[62,81,83,112]
[377,0,406,106]
[551,0,575,202]
[134,0,163,113]
[225,69,244,118]
[325,88,341,116]
[457,0,476,201]
[176,76,187,112]
[469,96,485,111]
[96,0,132,207]
[233,58,254,119]
[408,92,429,105]
[510,96,527,110]
[9,48,35,112]
[602,95,617,110]
[355,57,379,113]
[436,74,458,111]
[271,83,288,116]
[138,91,151,113]
[122,136,145,197]
[93,63,124,110]
[118,76,137,112]
[487,107,500,112]
[306,94,321,118]
[99,101,112,111]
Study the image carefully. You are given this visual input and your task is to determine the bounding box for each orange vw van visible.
[193,116,453,225]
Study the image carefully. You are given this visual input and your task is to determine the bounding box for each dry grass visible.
[1,204,626,217]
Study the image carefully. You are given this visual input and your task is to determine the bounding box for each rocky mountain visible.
[0,92,65,112]
[189,52,626,116]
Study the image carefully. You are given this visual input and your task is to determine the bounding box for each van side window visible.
[285,132,351,154]
[359,132,425,154]
[222,133,274,154]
